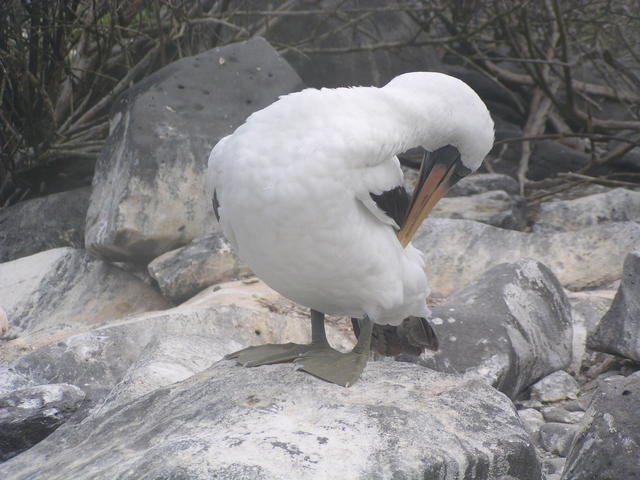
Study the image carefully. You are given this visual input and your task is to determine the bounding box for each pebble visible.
[530,371,580,402]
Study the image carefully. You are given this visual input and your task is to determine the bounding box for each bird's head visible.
[383,71,495,245]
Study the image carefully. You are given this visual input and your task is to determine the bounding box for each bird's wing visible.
[355,155,408,230]
[207,135,240,251]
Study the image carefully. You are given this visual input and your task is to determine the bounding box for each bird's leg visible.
[294,316,373,387]
[224,309,331,367]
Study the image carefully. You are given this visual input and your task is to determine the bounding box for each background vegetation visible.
[1,0,638,207]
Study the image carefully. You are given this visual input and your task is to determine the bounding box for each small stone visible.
[541,407,584,424]
[542,456,566,476]
[147,232,252,303]
[530,371,580,403]
[518,408,545,440]
[539,422,580,457]
[0,384,85,461]
[516,399,544,409]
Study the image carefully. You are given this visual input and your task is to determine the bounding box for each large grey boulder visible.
[85,37,304,263]
[415,219,640,298]
[562,372,640,479]
[147,232,252,303]
[0,187,90,263]
[588,251,640,362]
[0,247,169,340]
[533,188,640,233]
[408,259,573,399]
[0,384,85,462]
[0,362,540,480]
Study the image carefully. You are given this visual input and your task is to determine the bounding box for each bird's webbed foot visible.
[224,342,325,367]
[293,347,369,387]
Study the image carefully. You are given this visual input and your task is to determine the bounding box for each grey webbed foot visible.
[225,310,374,387]
[224,342,323,367]
[293,346,369,387]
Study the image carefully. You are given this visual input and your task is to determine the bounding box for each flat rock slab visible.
[589,251,640,362]
[0,187,90,263]
[415,219,640,298]
[0,247,169,340]
[533,188,640,233]
[0,362,540,480]
[85,37,304,262]
[562,372,640,479]
[148,232,252,303]
[4,280,353,409]
[416,259,572,399]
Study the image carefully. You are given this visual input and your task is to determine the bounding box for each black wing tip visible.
[370,185,410,230]
[370,316,439,357]
[212,190,220,222]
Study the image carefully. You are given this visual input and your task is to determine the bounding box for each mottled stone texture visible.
[148,232,252,303]
[85,38,304,263]
[415,219,640,298]
[413,259,572,399]
[589,251,640,361]
[0,384,85,461]
[533,188,640,233]
[0,247,169,338]
[562,372,640,480]
[0,363,540,480]
[0,187,90,263]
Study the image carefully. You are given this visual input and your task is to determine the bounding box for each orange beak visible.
[397,145,470,247]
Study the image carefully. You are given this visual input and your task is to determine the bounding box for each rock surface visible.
[3,280,353,410]
[562,372,640,479]
[533,188,640,233]
[433,190,527,230]
[415,219,640,298]
[448,172,521,197]
[85,38,305,263]
[539,423,579,457]
[0,362,540,480]
[409,259,573,399]
[529,371,580,403]
[589,251,640,362]
[148,232,252,303]
[0,384,85,461]
[0,187,90,263]
[566,289,615,373]
[0,247,169,339]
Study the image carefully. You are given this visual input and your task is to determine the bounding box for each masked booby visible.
[208,71,494,386]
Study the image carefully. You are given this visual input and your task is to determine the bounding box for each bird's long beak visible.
[397,145,470,247]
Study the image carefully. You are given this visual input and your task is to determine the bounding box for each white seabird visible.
[208,72,494,386]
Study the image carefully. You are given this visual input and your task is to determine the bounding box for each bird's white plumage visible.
[208,72,494,325]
